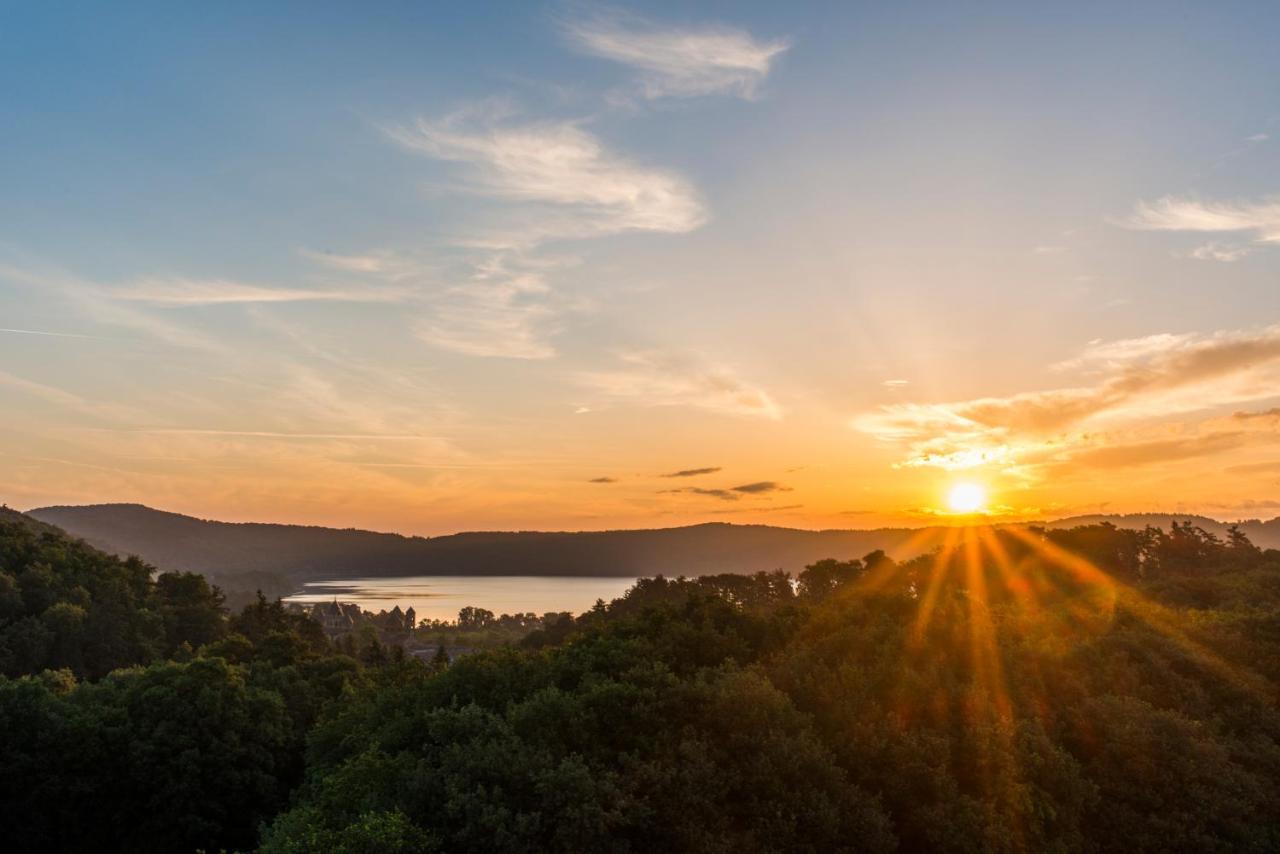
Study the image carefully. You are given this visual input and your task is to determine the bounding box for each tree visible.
[798,557,863,601]
[457,606,495,630]
[152,571,226,653]
[0,657,295,853]
[429,643,450,672]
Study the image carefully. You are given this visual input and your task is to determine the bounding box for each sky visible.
[2,1,1280,534]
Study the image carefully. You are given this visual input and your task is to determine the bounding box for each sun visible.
[945,482,988,514]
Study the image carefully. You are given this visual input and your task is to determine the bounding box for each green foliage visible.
[0,657,289,852]
[5,506,1280,853]
[263,807,439,853]
[154,570,227,650]
[411,608,571,652]
[0,644,366,853]
[0,509,373,852]
[763,527,1280,852]
[267,601,894,853]
[272,524,1280,853]
[0,509,229,678]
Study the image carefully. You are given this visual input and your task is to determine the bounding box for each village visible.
[286,600,572,663]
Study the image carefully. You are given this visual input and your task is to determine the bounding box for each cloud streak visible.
[0,370,139,423]
[0,262,228,354]
[660,466,721,478]
[578,350,781,419]
[1124,195,1280,247]
[854,326,1280,473]
[112,278,407,305]
[563,8,789,99]
[731,480,789,494]
[413,262,559,359]
[660,480,791,501]
[1189,242,1251,263]
[0,327,106,340]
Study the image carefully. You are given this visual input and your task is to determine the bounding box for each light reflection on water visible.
[283,575,639,623]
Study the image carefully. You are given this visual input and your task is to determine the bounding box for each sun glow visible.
[945,482,987,514]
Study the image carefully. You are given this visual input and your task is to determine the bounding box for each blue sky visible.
[3,2,1279,531]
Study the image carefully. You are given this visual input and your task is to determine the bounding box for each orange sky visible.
[2,5,1279,534]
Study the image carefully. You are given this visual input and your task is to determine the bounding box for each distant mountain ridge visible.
[25,503,1280,584]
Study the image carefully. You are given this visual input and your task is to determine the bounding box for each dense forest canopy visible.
[2,507,1279,852]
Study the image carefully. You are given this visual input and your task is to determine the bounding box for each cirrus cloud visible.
[387,108,706,245]
[578,350,781,419]
[1123,195,1280,251]
[562,7,789,100]
[111,277,407,306]
[854,325,1280,474]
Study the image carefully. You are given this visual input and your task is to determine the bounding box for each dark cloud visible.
[689,487,737,500]
[660,466,722,478]
[659,480,792,501]
[658,486,738,500]
[731,481,790,494]
[588,476,618,483]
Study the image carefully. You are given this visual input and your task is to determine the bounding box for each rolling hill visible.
[24,503,1280,585]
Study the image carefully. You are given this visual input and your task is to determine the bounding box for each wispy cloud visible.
[562,7,790,100]
[854,325,1280,473]
[387,107,706,245]
[0,261,228,353]
[1066,432,1251,470]
[588,476,618,483]
[1123,195,1280,247]
[709,503,803,515]
[1035,408,1280,475]
[660,466,721,478]
[578,350,780,419]
[298,249,400,275]
[0,369,139,423]
[412,259,559,359]
[381,104,710,358]
[1051,332,1196,373]
[111,277,407,305]
[1188,242,1251,263]
[300,245,564,360]
[1226,458,1280,476]
[122,428,441,441]
[0,327,106,340]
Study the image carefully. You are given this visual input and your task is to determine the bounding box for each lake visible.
[283,575,640,623]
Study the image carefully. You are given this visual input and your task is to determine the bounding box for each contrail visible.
[0,327,102,339]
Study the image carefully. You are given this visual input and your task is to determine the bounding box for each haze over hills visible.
[25,503,1280,587]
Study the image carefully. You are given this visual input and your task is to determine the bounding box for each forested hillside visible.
[29,503,1280,588]
[0,508,385,852]
[4,509,1280,852]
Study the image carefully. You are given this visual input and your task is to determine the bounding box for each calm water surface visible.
[284,575,639,622]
